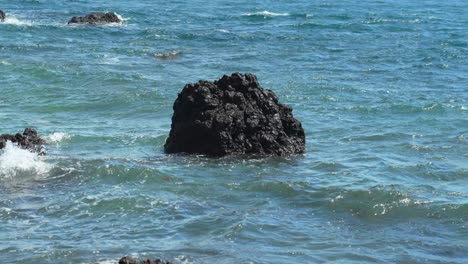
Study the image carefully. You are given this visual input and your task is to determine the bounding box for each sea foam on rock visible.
[0,128,46,155]
[164,73,305,156]
[68,12,121,25]
[0,10,5,22]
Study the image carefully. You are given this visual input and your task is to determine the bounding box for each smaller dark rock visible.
[0,10,5,22]
[118,256,172,264]
[0,128,46,155]
[119,257,137,264]
[68,12,121,25]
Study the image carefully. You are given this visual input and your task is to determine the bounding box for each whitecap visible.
[99,54,121,64]
[243,11,289,17]
[46,132,72,143]
[154,50,182,60]
[0,141,52,179]
[214,29,230,33]
[3,14,32,26]
[114,12,128,23]
[103,12,128,27]
[94,260,117,264]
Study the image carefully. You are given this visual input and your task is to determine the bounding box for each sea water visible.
[0,0,467,263]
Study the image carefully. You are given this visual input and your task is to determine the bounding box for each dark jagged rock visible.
[0,10,5,22]
[0,128,46,155]
[164,73,305,156]
[68,12,121,25]
[118,256,172,264]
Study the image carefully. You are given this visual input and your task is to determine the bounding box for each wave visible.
[2,14,32,26]
[243,11,289,18]
[154,50,182,60]
[0,141,52,179]
[102,12,128,27]
[328,186,468,220]
[115,12,127,23]
[46,132,72,143]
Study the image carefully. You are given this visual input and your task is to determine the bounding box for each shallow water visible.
[0,0,467,263]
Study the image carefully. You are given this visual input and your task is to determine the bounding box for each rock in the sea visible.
[0,10,5,22]
[118,256,172,264]
[164,73,305,156]
[0,128,46,155]
[68,12,121,25]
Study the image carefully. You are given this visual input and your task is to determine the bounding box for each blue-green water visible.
[1,0,467,263]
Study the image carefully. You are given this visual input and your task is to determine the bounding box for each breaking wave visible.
[2,14,32,26]
[0,141,52,179]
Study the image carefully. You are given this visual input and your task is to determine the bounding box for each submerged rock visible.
[0,10,5,22]
[118,256,172,264]
[68,12,121,25]
[0,128,46,155]
[165,73,305,156]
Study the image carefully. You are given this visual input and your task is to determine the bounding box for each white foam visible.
[244,11,289,17]
[46,132,72,143]
[3,15,32,26]
[102,12,128,27]
[94,260,117,264]
[154,50,182,59]
[114,12,128,22]
[0,141,52,179]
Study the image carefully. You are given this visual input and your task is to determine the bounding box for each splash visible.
[3,14,32,26]
[46,132,72,143]
[0,141,52,179]
[114,12,128,23]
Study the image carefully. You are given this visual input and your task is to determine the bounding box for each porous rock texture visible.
[164,73,305,156]
[118,256,172,264]
[68,12,121,25]
[0,128,46,155]
[0,10,5,22]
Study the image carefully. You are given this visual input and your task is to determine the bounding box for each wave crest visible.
[243,11,289,18]
[2,14,32,26]
[0,141,52,179]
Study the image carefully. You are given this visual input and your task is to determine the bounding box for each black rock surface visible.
[0,10,5,22]
[164,73,305,156]
[68,12,121,25]
[0,128,46,155]
[118,256,172,264]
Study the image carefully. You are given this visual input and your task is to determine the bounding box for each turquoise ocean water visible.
[0,0,467,263]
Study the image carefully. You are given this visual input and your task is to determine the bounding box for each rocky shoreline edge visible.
[118,256,172,264]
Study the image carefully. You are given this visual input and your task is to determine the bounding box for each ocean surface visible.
[0,0,467,263]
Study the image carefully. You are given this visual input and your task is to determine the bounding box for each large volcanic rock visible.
[68,12,121,25]
[164,73,305,156]
[0,10,5,22]
[0,128,46,155]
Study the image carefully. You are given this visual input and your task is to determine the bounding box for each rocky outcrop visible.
[68,12,121,25]
[0,128,46,155]
[0,10,5,22]
[118,256,172,264]
[164,73,305,156]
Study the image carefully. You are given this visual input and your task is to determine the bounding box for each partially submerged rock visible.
[0,128,46,155]
[0,10,5,22]
[68,12,121,25]
[164,73,305,156]
[118,256,172,264]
